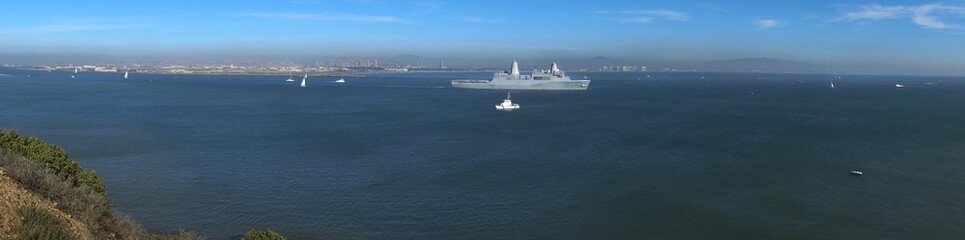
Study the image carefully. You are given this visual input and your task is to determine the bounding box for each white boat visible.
[830,81,835,89]
[335,78,346,83]
[851,170,863,175]
[896,83,905,88]
[124,71,129,79]
[300,74,307,88]
[286,71,294,82]
[495,91,520,111]
[74,68,78,74]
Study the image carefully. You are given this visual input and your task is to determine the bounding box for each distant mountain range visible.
[700,57,822,73]
[563,56,824,73]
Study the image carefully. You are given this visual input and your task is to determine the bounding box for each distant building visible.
[601,65,647,72]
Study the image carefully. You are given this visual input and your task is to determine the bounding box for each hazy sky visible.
[2,0,965,74]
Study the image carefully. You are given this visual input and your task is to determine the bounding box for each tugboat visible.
[495,91,520,111]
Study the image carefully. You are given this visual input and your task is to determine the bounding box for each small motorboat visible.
[895,83,905,88]
[335,78,346,83]
[851,170,863,176]
[495,91,520,111]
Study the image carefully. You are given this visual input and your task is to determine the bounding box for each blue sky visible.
[2,0,965,74]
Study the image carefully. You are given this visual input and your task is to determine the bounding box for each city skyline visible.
[2,0,965,75]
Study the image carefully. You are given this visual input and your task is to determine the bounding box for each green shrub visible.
[242,229,287,240]
[0,128,106,195]
[148,229,206,240]
[14,205,70,240]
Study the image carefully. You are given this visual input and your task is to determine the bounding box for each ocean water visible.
[1,69,965,239]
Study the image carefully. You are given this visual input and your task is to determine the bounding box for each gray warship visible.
[451,61,590,90]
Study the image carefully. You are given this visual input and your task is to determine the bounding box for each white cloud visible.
[755,19,782,29]
[594,9,689,23]
[453,16,503,24]
[842,4,907,20]
[839,3,965,30]
[617,17,653,23]
[240,12,403,23]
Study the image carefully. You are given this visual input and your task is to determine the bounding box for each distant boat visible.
[830,81,835,89]
[74,68,78,74]
[495,91,520,111]
[335,78,346,83]
[70,75,75,80]
[26,75,30,78]
[124,71,129,79]
[896,83,905,88]
[286,71,294,82]
[851,170,863,176]
[300,74,307,88]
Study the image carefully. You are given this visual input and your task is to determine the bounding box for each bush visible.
[147,229,206,240]
[14,205,70,240]
[0,128,106,195]
[242,229,287,240]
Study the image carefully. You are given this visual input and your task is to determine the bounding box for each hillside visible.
[701,57,823,72]
[0,129,285,240]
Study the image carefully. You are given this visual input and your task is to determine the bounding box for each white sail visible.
[124,71,129,79]
[300,75,307,88]
[74,68,78,74]
[830,81,835,88]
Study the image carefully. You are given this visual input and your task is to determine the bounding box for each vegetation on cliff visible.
[0,129,106,195]
[0,129,285,239]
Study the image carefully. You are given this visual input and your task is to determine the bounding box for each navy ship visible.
[451,61,590,90]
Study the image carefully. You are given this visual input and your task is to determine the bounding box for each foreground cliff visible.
[0,129,285,240]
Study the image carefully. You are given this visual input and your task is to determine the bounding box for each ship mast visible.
[511,60,519,76]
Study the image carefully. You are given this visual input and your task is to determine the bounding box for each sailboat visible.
[124,71,129,79]
[495,91,520,111]
[830,81,835,89]
[71,68,77,80]
[300,74,307,88]
[286,71,294,82]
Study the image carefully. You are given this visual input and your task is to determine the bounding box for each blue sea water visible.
[1,69,965,239]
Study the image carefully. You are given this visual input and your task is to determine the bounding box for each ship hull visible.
[451,79,590,90]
